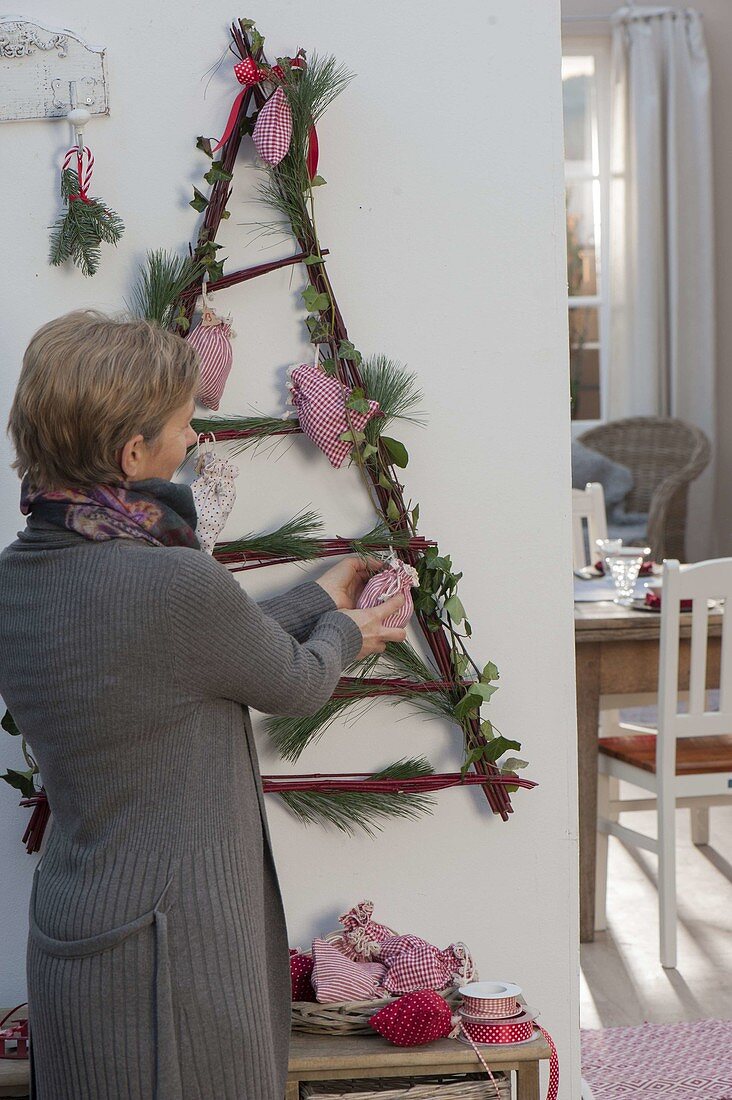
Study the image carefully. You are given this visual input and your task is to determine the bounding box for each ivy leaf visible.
[444,595,466,623]
[220,209,231,220]
[1,710,20,736]
[347,388,370,414]
[468,682,498,703]
[480,719,495,739]
[482,661,500,683]
[321,358,337,376]
[339,429,366,444]
[310,175,327,187]
[411,503,420,526]
[378,472,392,490]
[204,161,233,185]
[303,254,325,265]
[460,745,486,778]
[464,619,473,637]
[381,437,409,468]
[361,443,378,459]
[454,653,470,678]
[196,135,214,159]
[338,339,362,365]
[302,286,330,312]
[386,498,401,523]
[250,28,265,53]
[482,736,522,764]
[1,769,37,799]
[189,187,209,213]
[453,692,483,720]
[502,757,529,771]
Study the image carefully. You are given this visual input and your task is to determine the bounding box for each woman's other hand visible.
[340,593,407,658]
[315,554,383,610]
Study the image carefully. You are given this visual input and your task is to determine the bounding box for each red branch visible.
[181,249,330,302]
[214,535,437,571]
[262,772,536,795]
[333,676,468,698]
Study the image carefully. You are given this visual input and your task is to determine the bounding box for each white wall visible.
[0,1,579,1094]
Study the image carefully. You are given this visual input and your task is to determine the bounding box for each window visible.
[562,39,610,424]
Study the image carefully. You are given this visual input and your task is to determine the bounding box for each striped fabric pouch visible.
[311,939,387,1003]
[186,286,234,411]
[356,556,419,628]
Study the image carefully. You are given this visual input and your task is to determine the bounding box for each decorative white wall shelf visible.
[0,16,108,122]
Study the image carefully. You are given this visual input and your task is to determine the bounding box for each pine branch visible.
[127,249,202,329]
[49,169,124,277]
[191,414,300,453]
[361,356,425,443]
[215,509,324,561]
[275,757,435,835]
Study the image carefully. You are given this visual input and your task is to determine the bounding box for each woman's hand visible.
[315,554,383,611]
[339,593,407,658]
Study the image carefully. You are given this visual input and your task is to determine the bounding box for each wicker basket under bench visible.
[287,1031,551,1100]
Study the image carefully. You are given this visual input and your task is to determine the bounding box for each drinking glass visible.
[604,546,651,605]
[594,538,623,574]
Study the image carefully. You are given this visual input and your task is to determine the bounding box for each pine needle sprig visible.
[266,654,381,761]
[49,169,124,277]
[378,640,459,720]
[215,509,324,562]
[275,757,436,835]
[361,356,425,444]
[127,249,202,329]
[191,414,300,454]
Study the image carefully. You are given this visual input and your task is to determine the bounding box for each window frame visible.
[562,35,612,433]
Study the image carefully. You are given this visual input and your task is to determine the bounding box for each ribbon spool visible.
[454,981,559,1100]
[459,981,523,1020]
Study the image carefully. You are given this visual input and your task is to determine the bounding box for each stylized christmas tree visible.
[3,17,535,846]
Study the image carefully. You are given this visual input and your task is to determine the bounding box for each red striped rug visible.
[582,1019,732,1098]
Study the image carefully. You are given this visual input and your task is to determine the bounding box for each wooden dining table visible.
[574,595,723,942]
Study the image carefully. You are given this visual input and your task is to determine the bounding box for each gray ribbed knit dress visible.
[0,517,363,1100]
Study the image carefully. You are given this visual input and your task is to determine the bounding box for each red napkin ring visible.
[644,590,692,612]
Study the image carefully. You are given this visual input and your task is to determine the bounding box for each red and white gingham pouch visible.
[253,86,292,166]
[186,283,234,411]
[287,362,380,468]
[356,556,419,627]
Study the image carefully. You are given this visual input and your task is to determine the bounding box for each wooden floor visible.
[581,797,732,1028]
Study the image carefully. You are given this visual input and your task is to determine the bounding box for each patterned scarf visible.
[20,478,200,550]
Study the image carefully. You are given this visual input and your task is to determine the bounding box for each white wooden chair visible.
[596,558,732,967]
[572,482,608,570]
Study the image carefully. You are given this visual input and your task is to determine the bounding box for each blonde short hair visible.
[8,310,200,491]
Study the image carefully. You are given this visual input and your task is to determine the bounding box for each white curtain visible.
[609,6,715,559]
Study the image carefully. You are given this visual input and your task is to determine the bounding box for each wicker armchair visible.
[578,417,711,561]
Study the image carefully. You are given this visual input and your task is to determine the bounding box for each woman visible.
[0,311,406,1099]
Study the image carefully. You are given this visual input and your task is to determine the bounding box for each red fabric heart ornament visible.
[253,87,293,166]
[287,363,380,469]
[290,951,316,1002]
[370,990,453,1047]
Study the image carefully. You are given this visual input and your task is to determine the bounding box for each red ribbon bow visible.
[213,58,269,152]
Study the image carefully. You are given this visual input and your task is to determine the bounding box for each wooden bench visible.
[0,1017,552,1098]
[0,1056,28,1099]
[287,1030,552,1100]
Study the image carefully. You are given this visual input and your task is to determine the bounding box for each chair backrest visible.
[658,558,732,742]
[578,417,710,515]
[572,482,608,569]
[578,417,711,560]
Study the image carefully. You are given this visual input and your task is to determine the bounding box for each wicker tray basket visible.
[300,1072,510,1099]
[292,927,476,1036]
[292,984,463,1036]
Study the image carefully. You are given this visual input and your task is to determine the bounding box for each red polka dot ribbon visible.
[213,58,269,152]
[454,1001,559,1100]
[62,146,94,204]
